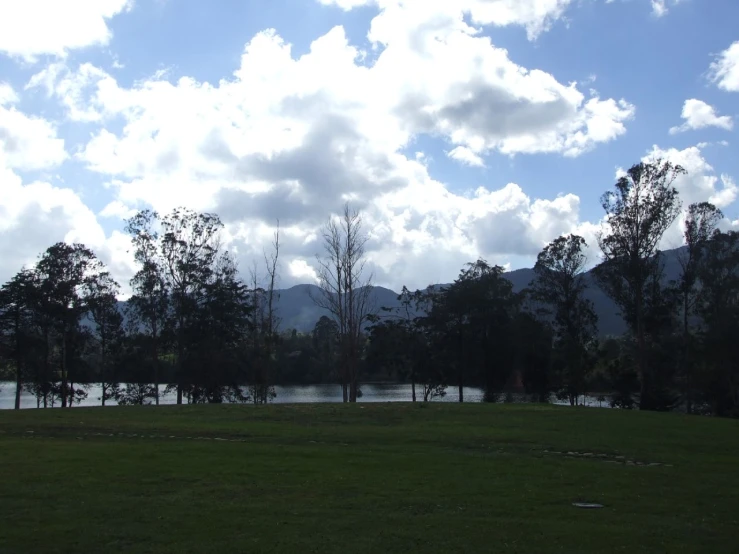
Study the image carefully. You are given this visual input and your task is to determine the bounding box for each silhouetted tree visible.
[673,202,723,413]
[695,230,739,416]
[125,210,169,405]
[0,269,38,409]
[86,271,124,406]
[35,243,104,408]
[532,235,597,405]
[160,208,224,404]
[312,203,375,402]
[594,159,684,410]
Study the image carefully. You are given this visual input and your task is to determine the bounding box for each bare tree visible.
[248,223,281,404]
[312,203,375,402]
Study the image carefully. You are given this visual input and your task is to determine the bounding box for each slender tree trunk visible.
[411,379,416,402]
[153,327,160,406]
[61,330,68,409]
[635,285,649,411]
[683,293,692,414]
[13,311,22,410]
[458,332,464,403]
[176,309,184,405]
[14,368,22,410]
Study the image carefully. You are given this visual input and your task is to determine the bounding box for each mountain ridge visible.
[271,246,687,336]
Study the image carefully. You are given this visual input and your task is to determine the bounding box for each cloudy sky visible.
[1,0,738,293]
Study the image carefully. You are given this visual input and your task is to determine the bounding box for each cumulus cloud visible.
[669,99,733,134]
[447,146,485,167]
[709,41,739,92]
[318,0,577,40]
[634,144,739,251]
[0,90,131,287]
[14,3,641,289]
[0,91,67,171]
[0,0,133,61]
[8,0,734,294]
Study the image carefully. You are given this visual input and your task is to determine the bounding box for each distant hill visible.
[113,247,687,337]
[271,247,686,336]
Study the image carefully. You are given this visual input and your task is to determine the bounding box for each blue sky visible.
[1,0,738,291]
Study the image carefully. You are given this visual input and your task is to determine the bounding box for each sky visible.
[1,0,738,294]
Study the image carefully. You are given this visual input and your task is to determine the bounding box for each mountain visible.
[272,247,687,336]
[112,247,686,337]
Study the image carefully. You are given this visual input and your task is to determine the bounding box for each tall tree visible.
[35,243,103,408]
[312,203,375,402]
[247,225,281,404]
[185,252,252,403]
[125,210,169,405]
[430,261,518,402]
[86,271,124,406]
[673,202,723,413]
[160,208,223,404]
[0,269,38,409]
[531,235,597,405]
[594,159,684,410]
[695,230,739,416]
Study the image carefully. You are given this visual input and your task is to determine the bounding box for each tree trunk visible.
[13,311,22,410]
[61,331,68,409]
[153,326,160,406]
[14,368,21,410]
[635,285,649,411]
[411,380,416,402]
[683,293,692,414]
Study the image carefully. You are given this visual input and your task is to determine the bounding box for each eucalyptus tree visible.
[159,208,224,404]
[695,230,739,416]
[673,202,723,412]
[86,271,124,406]
[430,260,518,402]
[0,269,38,409]
[532,235,597,405]
[125,210,169,405]
[185,252,252,403]
[35,243,104,408]
[594,159,684,410]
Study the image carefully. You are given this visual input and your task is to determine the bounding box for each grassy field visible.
[0,403,737,554]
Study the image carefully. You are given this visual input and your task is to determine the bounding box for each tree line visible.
[1,159,737,416]
[367,160,738,417]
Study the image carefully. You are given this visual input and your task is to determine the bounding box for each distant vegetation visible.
[1,159,738,416]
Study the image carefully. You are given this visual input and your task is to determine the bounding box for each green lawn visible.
[0,403,737,553]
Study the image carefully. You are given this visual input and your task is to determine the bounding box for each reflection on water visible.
[0,382,608,410]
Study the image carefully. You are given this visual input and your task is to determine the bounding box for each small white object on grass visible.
[572,503,604,509]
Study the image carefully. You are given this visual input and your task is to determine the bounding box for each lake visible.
[0,382,609,409]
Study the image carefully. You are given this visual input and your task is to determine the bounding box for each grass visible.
[0,403,737,553]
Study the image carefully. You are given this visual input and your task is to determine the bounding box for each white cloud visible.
[709,41,739,92]
[0,83,19,105]
[318,0,578,40]
[0,0,132,61]
[637,144,739,251]
[3,2,668,291]
[0,93,132,288]
[669,99,733,134]
[0,98,67,171]
[317,0,373,10]
[288,259,320,283]
[99,200,139,220]
[651,0,668,17]
[447,146,485,167]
